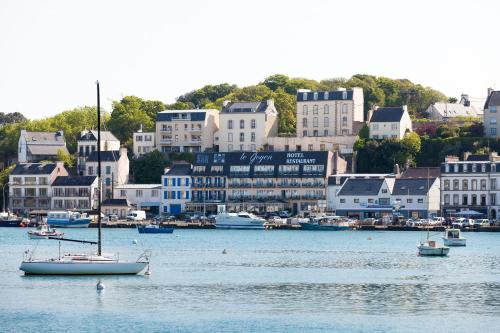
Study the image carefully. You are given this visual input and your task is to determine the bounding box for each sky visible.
[0,0,498,119]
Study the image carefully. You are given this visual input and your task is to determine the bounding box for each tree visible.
[177,83,237,108]
[274,88,296,134]
[401,132,422,154]
[448,97,458,103]
[130,150,169,184]
[262,74,290,91]
[358,123,370,140]
[108,96,154,144]
[57,149,75,168]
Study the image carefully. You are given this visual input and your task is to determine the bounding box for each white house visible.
[426,94,481,122]
[114,183,161,215]
[84,148,129,198]
[391,177,440,218]
[133,127,155,157]
[9,162,68,214]
[18,130,68,163]
[77,130,120,174]
[161,163,192,215]
[369,106,412,140]
[51,176,99,211]
[215,100,278,152]
[484,88,500,137]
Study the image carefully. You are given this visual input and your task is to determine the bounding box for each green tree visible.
[57,149,75,168]
[401,132,421,154]
[108,96,154,144]
[358,123,370,140]
[130,150,169,184]
[274,88,296,134]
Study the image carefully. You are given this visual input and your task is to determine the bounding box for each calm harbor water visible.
[1,228,500,332]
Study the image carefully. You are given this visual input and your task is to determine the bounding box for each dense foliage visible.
[130,150,194,184]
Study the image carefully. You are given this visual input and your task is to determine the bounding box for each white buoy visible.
[222,249,227,254]
[132,239,138,245]
[96,281,105,290]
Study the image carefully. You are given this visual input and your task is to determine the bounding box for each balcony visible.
[160,138,173,144]
[301,182,325,188]
[160,127,172,132]
[253,182,276,188]
[229,183,252,188]
[301,195,326,200]
[190,139,202,144]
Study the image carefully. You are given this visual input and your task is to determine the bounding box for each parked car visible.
[473,219,490,227]
[278,210,290,218]
[107,214,118,222]
[268,216,286,224]
[126,210,146,221]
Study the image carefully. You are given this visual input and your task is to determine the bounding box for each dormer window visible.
[302,92,307,101]
[342,91,347,100]
[313,92,318,101]
[324,92,329,100]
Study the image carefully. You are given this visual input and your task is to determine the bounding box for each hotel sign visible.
[239,152,317,165]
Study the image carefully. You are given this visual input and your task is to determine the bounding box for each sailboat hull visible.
[20,261,147,275]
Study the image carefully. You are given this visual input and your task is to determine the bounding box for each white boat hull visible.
[215,213,266,230]
[20,260,147,275]
[418,246,450,256]
[442,238,466,246]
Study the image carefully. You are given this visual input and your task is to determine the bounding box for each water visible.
[1,228,500,332]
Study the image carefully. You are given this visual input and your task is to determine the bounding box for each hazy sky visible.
[1,0,498,119]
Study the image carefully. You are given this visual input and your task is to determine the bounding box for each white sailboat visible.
[417,229,450,257]
[20,82,150,275]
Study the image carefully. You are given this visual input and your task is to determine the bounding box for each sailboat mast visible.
[97,81,102,256]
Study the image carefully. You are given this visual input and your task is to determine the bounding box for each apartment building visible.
[296,88,364,138]
[9,162,68,214]
[484,89,500,137]
[440,152,500,219]
[161,163,192,215]
[215,100,278,152]
[84,148,129,198]
[51,176,99,211]
[18,130,68,163]
[156,109,219,153]
[77,130,120,174]
[114,184,161,215]
[369,106,412,139]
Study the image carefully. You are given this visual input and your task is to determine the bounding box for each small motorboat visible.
[442,228,466,246]
[137,224,174,234]
[28,224,64,239]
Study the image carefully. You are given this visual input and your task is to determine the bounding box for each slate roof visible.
[429,102,480,118]
[11,163,58,175]
[156,110,208,122]
[337,178,384,196]
[24,131,65,144]
[221,101,272,113]
[370,107,405,122]
[102,198,129,207]
[401,167,440,179]
[86,150,121,162]
[466,154,489,162]
[78,130,119,142]
[484,91,500,109]
[296,90,354,102]
[165,163,192,176]
[28,145,69,156]
[52,176,97,186]
[392,178,435,195]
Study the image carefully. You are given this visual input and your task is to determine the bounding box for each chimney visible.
[445,155,459,162]
[488,87,494,98]
[463,151,471,161]
[223,100,231,107]
[266,99,274,108]
[119,147,128,158]
[394,164,401,177]
[490,151,498,161]
[402,105,408,113]
[164,167,170,175]
[138,124,143,133]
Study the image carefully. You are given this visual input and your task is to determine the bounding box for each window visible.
[303,118,308,128]
[340,198,346,203]
[443,179,450,190]
[303,130,308,136]
[373,124,379,130]
[313,117,318,127]
[354,198,359,203]
[454,164,459,172]
[444,194,450,205]
[239,132,245,142]
[462,180,468,190]
[136,190,143,197]
[88,166,94,175]
[342,104,348,114]
[481,179,487,190]
[453,194,459,205]
[368,199,374,204]
[324,105,329,114]
[230,165,250,174]
[491,178,497,190]
[407,198,413,203]
[145,135,152,141]
[254,165,275,174]
[251,132,255,142]
[313,130,318,137]
[324,130,329,136]
[228,144,233,151]
[453,180,459,190]
[491,106,497,113]
[308,144,314,151]
[303,105,308,115]
[174,134,179,142]
[342,117,348,127]
[105,178,111,186]
[491,193,497,205]
[250,144,256,151]
[313,105,318,114]
[418,198,424,203]
[491,118,497,124]
[391,123,398,130]
[136,135,143,141]
[491,128,497,136]
[240,119,245,129]
[472,195,477,205]
[278,165,299,174]
[228,133,233,142]
[228,120,233,129]
[320,144,325,151]
[472,179,477,190]
[303,165,324,173]
[463,195,468,205]
[324,117,329,127]
[105,166,111,175]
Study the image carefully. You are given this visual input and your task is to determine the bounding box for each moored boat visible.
[46,210,91,228]
[299,216,350,231]
[215,205,266,230]
[28,224,64,239]
[442,228,466,246]
[0,211,25,227]
[138,224,174,234]
[418,229,449,256]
